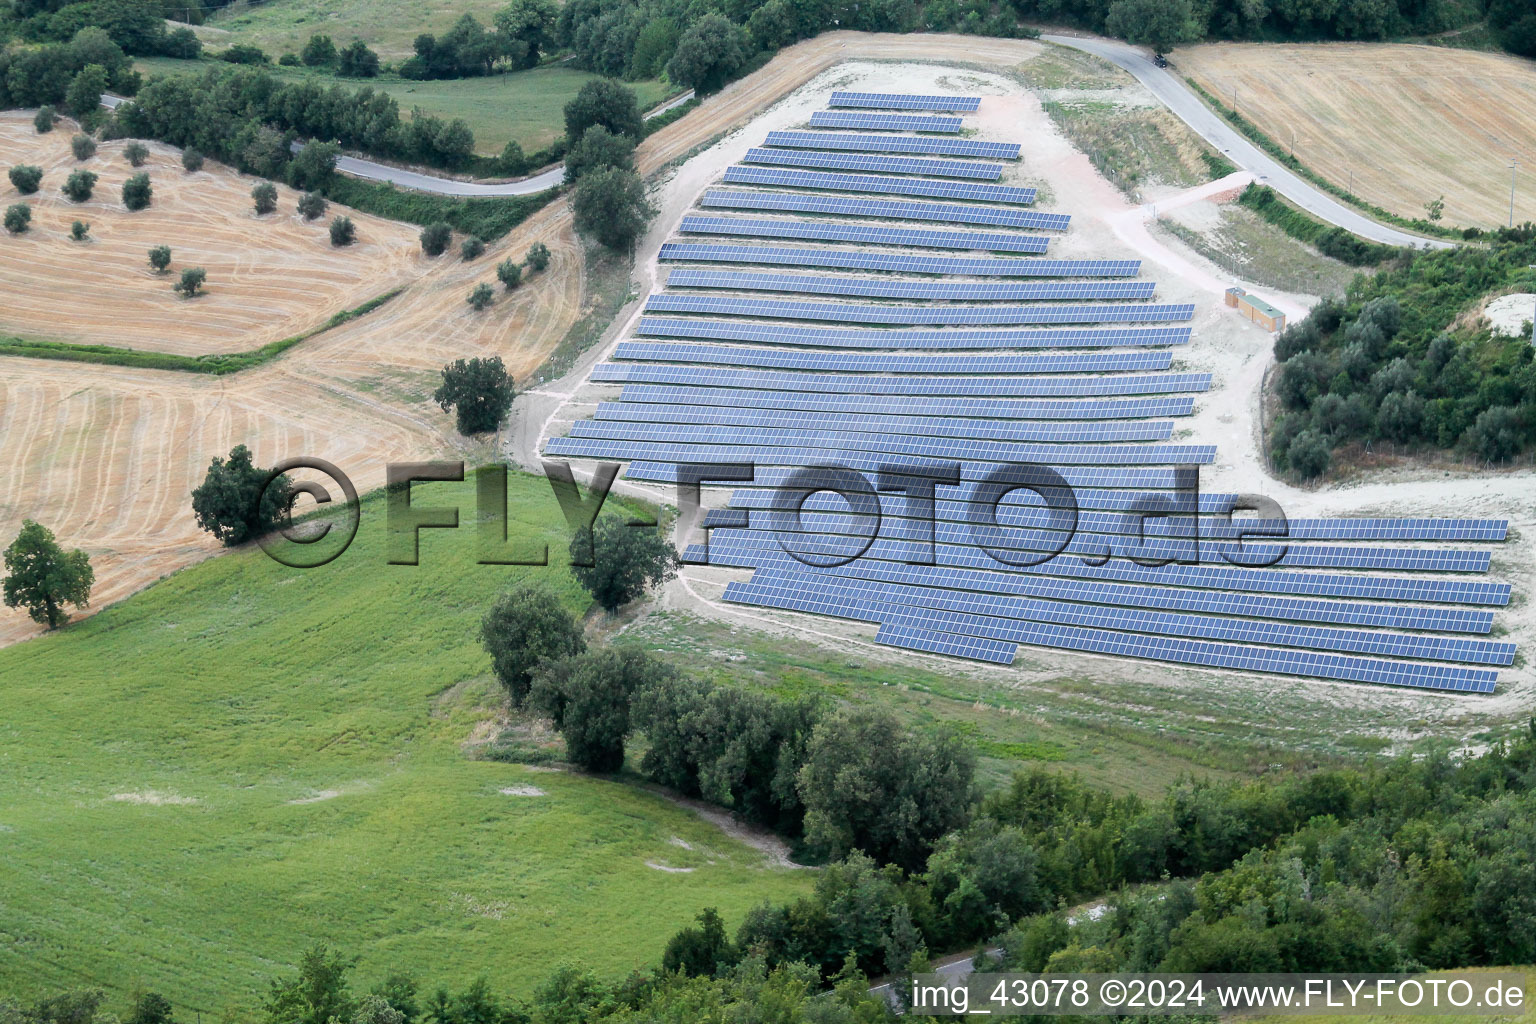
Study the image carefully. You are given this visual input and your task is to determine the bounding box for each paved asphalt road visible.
[101,88,696,198]
[1040,34,1452,250]
[102,42,1449,249]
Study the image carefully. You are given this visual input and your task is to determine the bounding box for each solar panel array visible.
[809,111,964,132]
[700,189,1069,229]
[830,91,983,111]
[723,166,1037,204]
[745,147,1003,179]
[765,130,1020,159]
[646,293,1194,325]
[659,243,1134,277]
[663,271,1150,302]
[679,215,1051,253]
[537,95,1516,691]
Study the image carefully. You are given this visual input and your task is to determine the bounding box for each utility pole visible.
[1510,159,1520,229]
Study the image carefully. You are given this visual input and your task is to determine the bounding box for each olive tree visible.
[122,172,152,211]
[148,244,172,272]
[251,181,278,214]
[124,141,149,167]
[62,169,97,202]
[174,267,207,297]
[8,165,43,194]
[4,203,30,234]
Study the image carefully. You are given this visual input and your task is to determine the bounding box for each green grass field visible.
[0,474,808,1011]
[132,59,672,156]
[200,0,531,61]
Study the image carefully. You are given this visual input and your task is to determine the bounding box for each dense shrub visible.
[328,216,355,246]
[297,192,327,221]
[181,147,203,172]
[460,236,485,260]
[419,221,453,256]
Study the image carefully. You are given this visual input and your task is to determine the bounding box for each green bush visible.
[4,204,31,234]
[420,221,453,256]
[121,172,152,211]
[70,220,89,241]
[466,282,494,310]
[181,148,204,172]
[297,192,327,221]
[460,236,485,260]
[124,141,149,167]
[174,267,206,297]
[148,245,171,272]
[329,216,355,246]
[33,106,56,134]
[70,134,97,161]
[251,181,278,215]
[526,241,550,271]
[8,165,43,194]
[62,169,97,202]
[496,258,521,289]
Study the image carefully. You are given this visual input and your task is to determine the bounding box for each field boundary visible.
[1237,183,1403,265]
[1181,75,1463,240]
[0,289,403,374]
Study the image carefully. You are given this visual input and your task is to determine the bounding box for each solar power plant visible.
[732,571,1514,665]
[645,293,1192,325]
[829,91,983,111]
[659,242,1133,276]
[726,578,1495,691]
[664,271,1144,301]
[722,166,1037,204]
[686,535,1499,633]
[616,385,1198,418]
[764,130,1021,159]
[698,189,1069,229]
[722,490,1504,541]
[744,147,1003,179]
[699,510,1488,572]
[636,318,1189,348]
[536,106,1517,690]
[808,111,964,132]
[694,531,1510,605]
[613,342,1174,374]
[677,216,1051,253]
[593,402,1175,442]
[588,364,1213,395]
[562,421,1213,466]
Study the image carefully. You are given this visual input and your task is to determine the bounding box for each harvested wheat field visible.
[0,114,423,355]
[1179,42,1536,229]
[0,30,1060,646]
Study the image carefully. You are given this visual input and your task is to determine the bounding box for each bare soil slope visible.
[1178,42,1536,229]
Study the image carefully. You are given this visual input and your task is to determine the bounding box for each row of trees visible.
[10,0,203,58]
[400,0,557,80]
[1268,225,1536,478]
[4,167,150,208]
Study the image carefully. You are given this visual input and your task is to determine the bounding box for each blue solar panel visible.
[696,530,1510,606]
[809,111,963,132]
[707,510,1487,572]
[588,364,1212,395]
[594,402,1174,442]
[723,166,1036,204]
[746,147,1003,179]
[636,318,1188,349]
[679,216,1049,253]
[659,242,1132,277]
[737,570,1514,664]
[563,422,1213,466]
[665,272,1145,301]
[610,342,1173,375]
[829,92,982,111]
[726,578,1496,688]
[764,131,1020,159]
[722,490,1504,542]
[616,384,1195,419]
[699,189,1067,229]
[693,536,1496,634]
[645,293,1191,325]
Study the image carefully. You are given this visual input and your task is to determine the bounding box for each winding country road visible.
[1041,34,1451,250]
[104,32,1446,246]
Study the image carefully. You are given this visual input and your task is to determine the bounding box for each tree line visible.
[1269,223,1536,479]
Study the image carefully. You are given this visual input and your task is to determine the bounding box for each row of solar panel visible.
[725,578,1496,689]
[808,111,963,132]
[590,364,1213,395]
[692,530,1511,606]
[745,147,1003,180]
[546,440,1212,486]
[660,243,1132,277]
[663,271,1143,301]
[829,91,982,111]
[739,569,1514,664]
[617,383,1195,418]
[721,488,1508,541]
[564,421,1214,465]
[611,342,1175,374]
[636,318,1189,350]
[699,511,1491,572]
[686,534,1498,632]
[646,294,1193,325]
[699,189,1067,229]
[764,130,1020,159]
[723,166,1036,204]
[594,402,1176,442]
[679,215,1050,253]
